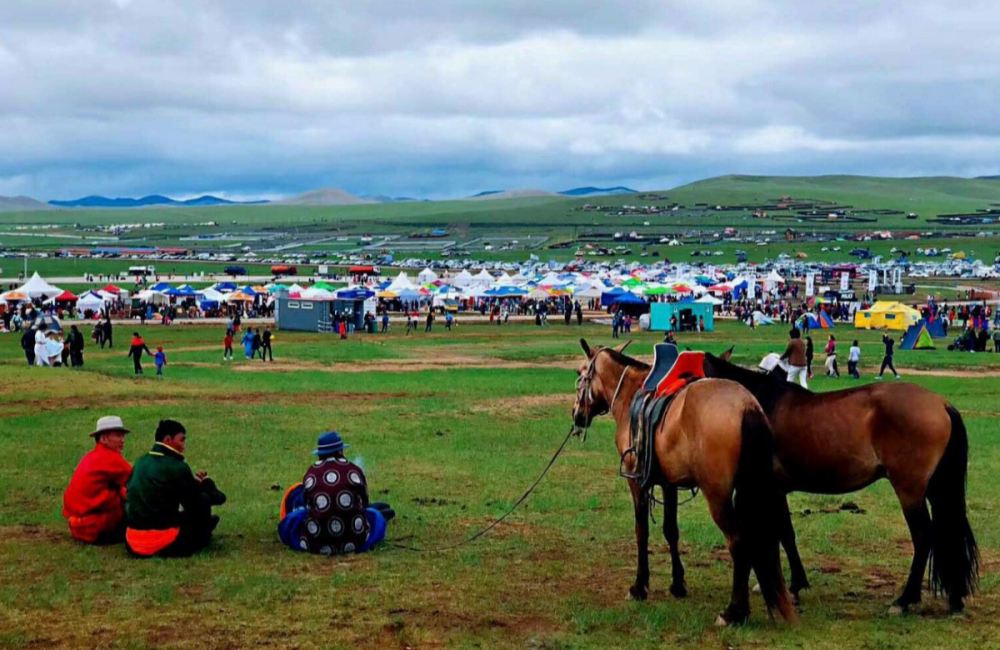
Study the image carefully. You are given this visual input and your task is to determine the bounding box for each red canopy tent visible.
[708,284,732,292]
[102,284,122,294]
[54,290,79,301]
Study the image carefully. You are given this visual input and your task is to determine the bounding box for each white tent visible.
[77,291,107,312]
[417,267,438,284]
[695,294,724,306]
[540,272,562,285]
[200,288,226,303]
[575,284,605,299]
[495,272,515,286]
[452,270,473,287]
[135,289,170,305]
[471,270,494,286]
[763,270,785,292]
[387,272,415,293]
[17,272,62,299]
[510,271,529,285]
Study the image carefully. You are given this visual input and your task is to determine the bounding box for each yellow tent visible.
[854,301,921,330]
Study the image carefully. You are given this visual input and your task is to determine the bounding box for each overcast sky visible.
[2,0,1000,200]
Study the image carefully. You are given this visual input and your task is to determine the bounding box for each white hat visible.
[89,415,130,438]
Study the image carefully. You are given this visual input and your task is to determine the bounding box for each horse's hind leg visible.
[890,500,932,615]
[629,482,650,601]
[779,495,810,601]
[706,494,751,625]
[662,485,687,598]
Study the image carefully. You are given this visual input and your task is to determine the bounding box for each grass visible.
[1,320,999,648]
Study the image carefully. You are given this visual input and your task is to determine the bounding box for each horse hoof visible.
[752,583,761,594]
[888,604,907,616]
[629,585,648,601]
[714,615,728,627]
[792,592,801,607]
[669,583,687,599]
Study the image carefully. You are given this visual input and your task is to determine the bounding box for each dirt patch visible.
[468,394,570,417]
[859,366,1000,378]
[0,523,66,545]
[232,356,581,374]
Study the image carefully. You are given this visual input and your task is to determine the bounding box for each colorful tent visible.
[901,323,935,350]
[798,311,834,330]
[854,301,921,330]
[54,290,79,301]
[921,317,947,338]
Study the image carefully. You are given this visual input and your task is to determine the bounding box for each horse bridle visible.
[575,342,632,440]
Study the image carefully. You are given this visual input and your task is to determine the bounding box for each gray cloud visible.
[0,1,999,199]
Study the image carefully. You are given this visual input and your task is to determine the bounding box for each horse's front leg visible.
[779,494,810,602]
[663,485,687,598]
[629,481,650,601]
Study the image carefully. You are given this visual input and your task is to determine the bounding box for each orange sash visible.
[126,527,180,556]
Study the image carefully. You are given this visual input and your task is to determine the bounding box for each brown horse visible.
[573,340,796,625]
[698,349,979,615]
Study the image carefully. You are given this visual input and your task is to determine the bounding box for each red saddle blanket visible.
[653,351,706,398]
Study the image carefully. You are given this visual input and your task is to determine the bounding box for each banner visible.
[805,273,815,297]
[868,270,878,291]
[747,275,757,301]
[840,272,850,292]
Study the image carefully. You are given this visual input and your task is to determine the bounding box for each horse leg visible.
[706,495,751,625]
[779,494,810,602]
[890,501,932,615]
[629,482,650,601]
[662,485,687,598]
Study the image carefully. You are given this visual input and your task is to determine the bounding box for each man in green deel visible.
[125,419,226,557]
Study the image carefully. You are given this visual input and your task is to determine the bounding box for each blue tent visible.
[240,285,258,296]
[150,282,173,293]
[336,288,375,300]
[601,289,645,307]
[214,282,237,293]
[484,286,527,297]
[921,317,947,338]
[165,286,196,297]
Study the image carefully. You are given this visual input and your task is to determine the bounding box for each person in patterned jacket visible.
[278,431,394,555]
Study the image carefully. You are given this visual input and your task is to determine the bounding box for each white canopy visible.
[417,267,438,283]
[17,272,62,299]
[471,270,494,286]
[77,291,106,311]
[452,270,473,287]
[200,288,226,303]
[135,289,170,305]
[387,272,415,293]
[695,294,724,305]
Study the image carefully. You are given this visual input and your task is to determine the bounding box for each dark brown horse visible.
[573,340,796,625]
[697,349,979,615]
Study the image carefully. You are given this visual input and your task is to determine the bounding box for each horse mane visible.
[704,351,808,413]
[602,347,651,371]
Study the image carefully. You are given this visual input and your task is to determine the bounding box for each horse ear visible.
[580,338,593,358]
[615,340,633,355]
[720,346,734,361]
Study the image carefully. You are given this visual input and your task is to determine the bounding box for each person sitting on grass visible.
[278,431,394,556]
[62,416,133,544]
[125,420,226,558]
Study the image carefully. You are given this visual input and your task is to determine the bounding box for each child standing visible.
[223,330,234,361]
[155,346,166,377]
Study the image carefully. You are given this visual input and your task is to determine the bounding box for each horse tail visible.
[735,407,796,622]
[927,405,979,608]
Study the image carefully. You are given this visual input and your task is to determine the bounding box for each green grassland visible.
[1,320,999,649]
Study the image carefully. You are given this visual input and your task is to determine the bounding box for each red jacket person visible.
[62,416,133,544]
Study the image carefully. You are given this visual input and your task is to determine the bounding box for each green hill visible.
[667,174,1000,222]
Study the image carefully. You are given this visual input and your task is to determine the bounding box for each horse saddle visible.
[622,345,707,489]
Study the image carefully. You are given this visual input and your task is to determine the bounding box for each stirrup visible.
[620,446,640,480]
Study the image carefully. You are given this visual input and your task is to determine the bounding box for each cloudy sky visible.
[1,0,999,200]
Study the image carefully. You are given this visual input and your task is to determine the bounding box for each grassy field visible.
[1,319,999,649]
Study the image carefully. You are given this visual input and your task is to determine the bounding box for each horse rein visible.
[575,344,632,442]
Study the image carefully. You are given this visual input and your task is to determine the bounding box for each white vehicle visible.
[128,265,156,276]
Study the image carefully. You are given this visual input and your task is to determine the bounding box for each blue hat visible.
[313,431,349,457]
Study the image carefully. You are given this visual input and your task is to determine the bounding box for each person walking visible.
[611,310,620,339]
[127,332,152,375]
[34,324,50,367]
[779,328,809,389]
[876,333,901,380]
[241,329,254,359]
[993,327,1000,353]
[406,311,415,335]
[424,310,434,333]
[805,335,814,379]
[824,334,840,377]
[20,326,35,367]
[575,300,583,325]
[68,325,85,368]
[104,318,114,349]
[154,346,166,378]
[848,340,861,379]
[381,311,389,333]
[252,328,262,359]
[223,330,234,361]
[261,327,273,362]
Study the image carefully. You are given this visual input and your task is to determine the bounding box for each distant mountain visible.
[559,186,638,197]
[360,194,420,203]
[0,195,53,212]
[468,189,561,200]
[976,175,1000,180]
[274,188,375,206]
[49,195,268,208]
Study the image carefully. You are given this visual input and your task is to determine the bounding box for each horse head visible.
[573,338,632,429]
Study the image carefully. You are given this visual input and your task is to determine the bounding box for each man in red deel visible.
[62,416,133,544]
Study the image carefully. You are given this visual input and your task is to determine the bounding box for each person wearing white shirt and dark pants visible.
[848,340,861,379]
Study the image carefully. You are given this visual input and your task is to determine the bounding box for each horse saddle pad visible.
[643,344,706,399]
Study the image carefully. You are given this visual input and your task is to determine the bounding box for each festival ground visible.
[1,320,999,649]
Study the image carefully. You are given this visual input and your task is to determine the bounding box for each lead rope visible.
[390,425,576,552]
